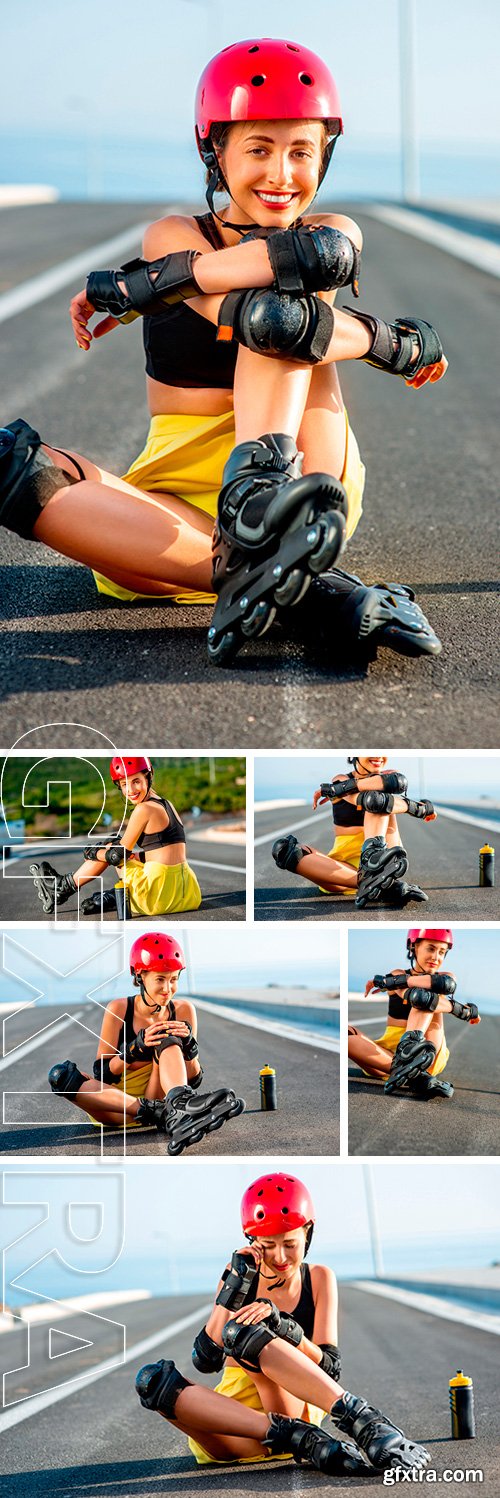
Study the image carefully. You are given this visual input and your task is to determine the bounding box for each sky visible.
[1,2,499,200]
[349,926,500,1010]
[0,923,340,1009]
[2,1160,499,1302]
[254,754,500,804]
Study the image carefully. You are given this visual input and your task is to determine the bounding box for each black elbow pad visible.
[192,1326,225,1373]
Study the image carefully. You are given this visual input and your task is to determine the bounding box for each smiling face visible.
[413,939,450,974]
[139,969,181,1008]
[254,1225,308,1277]
[216,118,325,227]
[356,755,388,775]
[120,772,149,804]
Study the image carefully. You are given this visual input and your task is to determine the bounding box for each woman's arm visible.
[95,1001,126,1074]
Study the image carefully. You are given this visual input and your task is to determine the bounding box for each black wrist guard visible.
[92,1054,116,1084]
[430,974,456,996]
[405,797,436,820]
[374,972,410,991]
[252,224,361,297]
[345,308,443,379]
[216,1251,259,1311]
[104,844,126,866]
[404,986,439,1013]
[181,1024,199,1061]
[86,250,201,323]
[449,999,478,1022]
[192,1325,225,1373]
[262,1300,303,1347]
[84,843,107,862]
[319,1342,342,1381]
[119,1029,150,1064]
[329,773,358,797]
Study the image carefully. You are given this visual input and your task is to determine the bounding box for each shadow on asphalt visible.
[0,1455,385,1495]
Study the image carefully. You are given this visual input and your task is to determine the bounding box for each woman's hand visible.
[144,1019,192,1046]
[231,1299,273,1326]
[70,287,119,350]
[405,353,448,390]
[364,978,377,996]
[313,787,329,809]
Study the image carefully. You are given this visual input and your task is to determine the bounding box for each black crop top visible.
[143,213,238,390]
[289,1263,315,1339]
[136,795,186,853]
[332,798,364,829]
[387,980,412,1022]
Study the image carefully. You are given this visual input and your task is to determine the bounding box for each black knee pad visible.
[218,287,334,364]
[0,419,79,540]
[48,1059,87,1095]
[381,772,408,794]
[404,987,439,1013]
[135,1358,190,1414]
[272,833,307,873]
[221,1316,275,1372]
[356,790,395,814]
[154,1034,184,1061]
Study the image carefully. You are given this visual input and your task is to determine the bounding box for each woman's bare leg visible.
[298,360,347,479]
[157,1047,187,1092]
[348,1025,392,1079]
[168,1383,270,1460]
[291,847,358,892]
[33,447,214,592]
[62,1078,144,1125]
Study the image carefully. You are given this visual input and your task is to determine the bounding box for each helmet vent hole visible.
[251,74,266,86]
[299,73,313,86]
[282,1206,289,1215]
[287,44,299,51]
[248,45,259,52]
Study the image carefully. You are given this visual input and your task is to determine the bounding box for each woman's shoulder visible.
[105,997,128,1019]
[143,212,213,258]
[304,210,363,251]
[309,1262,337,1288]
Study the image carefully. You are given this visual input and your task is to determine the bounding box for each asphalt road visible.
[0,834,246,921]
[0,999,338,1157]
[348,998,500,1155]
[1,1286,497,1494]
[254,803,500,920]
[1,201,499,747]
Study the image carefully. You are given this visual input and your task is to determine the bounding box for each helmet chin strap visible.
[205,150,305,236]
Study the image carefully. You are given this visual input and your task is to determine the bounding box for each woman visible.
[134,1171,429,1474]
[30,755,202,917]
[48,932,244,1151]
[272,753,435,907]
[349,927,481,1098]
[0,38,446,668]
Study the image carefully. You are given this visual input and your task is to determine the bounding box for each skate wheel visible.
[207,629,238,665]
[167,1140,184,1156]
[229,1098,245,1117]
[309,513,345,575]
[274,569,310,607]
[207,1118,224,1132]
[241,600,276,639]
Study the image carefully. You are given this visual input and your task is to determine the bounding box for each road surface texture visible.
[1,201,499,746]
[348,995,500,1154]
[0,998,338,1157]
[1,1284,497,1494]
[254,802,500,920]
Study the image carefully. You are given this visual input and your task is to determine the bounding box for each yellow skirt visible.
[366,1023,449,1079]
[88,1060,153,1128]
[93,409,366,603]
[119,859,202,917]
[318,828,363,894]
[188,1365,326,1466]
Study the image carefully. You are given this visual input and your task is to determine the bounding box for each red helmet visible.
[241,1172,315,1237]
[195,37,343,184]
[130,933,185,979]
[110,755,152,782]
[407,927,453,957]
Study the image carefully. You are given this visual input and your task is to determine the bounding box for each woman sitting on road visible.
[272,753,436,908]
[348,927,481,1100]
[0,38,446,671]
[47,932,244,1153]
[134,1171,429,1476]
[30,755,202,918]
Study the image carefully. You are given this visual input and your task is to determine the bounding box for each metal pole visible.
[418,756,426,800]
[183,928,195,993]
[362,1165,385,1277]
[399,0,420,201]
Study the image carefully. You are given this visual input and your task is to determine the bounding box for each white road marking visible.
[0,1301,211,1428]
[365,205,500,278]
[0,1011,83,1072]
[0,224,148,325]
[254,808,331,846]
[433,804,500,834]
[189,859,244,875]
[191,996,339,1052]
[351,1280,500,1336]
